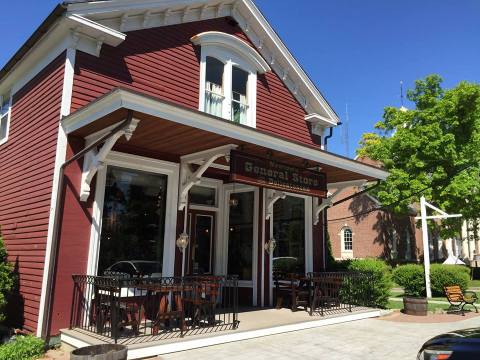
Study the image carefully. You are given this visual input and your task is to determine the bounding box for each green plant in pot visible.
[392,264,428,316]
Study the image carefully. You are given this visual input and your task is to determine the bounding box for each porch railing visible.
[307,272,375,315]
[70,275,239,343]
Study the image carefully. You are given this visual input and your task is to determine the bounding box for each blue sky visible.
[1,0,479,157]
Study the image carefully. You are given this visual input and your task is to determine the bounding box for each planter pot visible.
[71,344,127,360]
[403,296,428,316]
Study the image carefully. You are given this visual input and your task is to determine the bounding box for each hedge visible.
[346,258,393,308]
[0,336,44,360]
[392,264,470,297]
[0,234,13,323]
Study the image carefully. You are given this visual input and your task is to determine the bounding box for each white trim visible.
[36,49,76,337]
[61,89,389,180]
[260,189,265,307]
[86,151,179,278]
[61,309,381,359]
[222,184,259,306]
[65,14,126,48]
[191,31,270,74]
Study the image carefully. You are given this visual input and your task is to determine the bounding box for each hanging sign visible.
[230,150,327,198]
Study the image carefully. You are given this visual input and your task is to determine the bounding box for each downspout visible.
[42,111,134,346]
[322,122,341,270]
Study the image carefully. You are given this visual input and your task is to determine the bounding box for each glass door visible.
[187,211,215,275]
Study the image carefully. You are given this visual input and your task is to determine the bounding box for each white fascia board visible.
[239,0,340,123]
[305,113,337,128]
[65,14,126,46]
[62,89,389,180]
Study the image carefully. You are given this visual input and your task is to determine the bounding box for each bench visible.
[444,285,478,315]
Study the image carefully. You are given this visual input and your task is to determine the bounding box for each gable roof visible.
[0,0,340,125]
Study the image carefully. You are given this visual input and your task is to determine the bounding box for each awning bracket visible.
[265,189,287,220]
[178,144,238,210]
[79,118,139,202]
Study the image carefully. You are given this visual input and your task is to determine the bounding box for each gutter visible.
[42,111,133,346]
[323,122,341,151]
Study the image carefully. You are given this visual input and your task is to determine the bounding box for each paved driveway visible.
[160,314,480,360]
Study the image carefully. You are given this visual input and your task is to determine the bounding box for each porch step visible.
[61,308,381,360]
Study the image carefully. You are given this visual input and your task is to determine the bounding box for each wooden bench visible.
[444,285,478,315]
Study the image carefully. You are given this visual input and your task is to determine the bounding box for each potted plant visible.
[392,264,428,316]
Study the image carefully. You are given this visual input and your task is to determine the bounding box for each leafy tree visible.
[0,232,13,323]
[358,75,480,238]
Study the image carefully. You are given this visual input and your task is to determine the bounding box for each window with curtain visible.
[0,93,11,144]
[273,196,305,274]
[343,228,353,251]
[204,56,224,118]
[231,66,248,124]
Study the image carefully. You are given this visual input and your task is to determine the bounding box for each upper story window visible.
[0,92,11,145]
[342,227,353,251]
[191,31,271,128]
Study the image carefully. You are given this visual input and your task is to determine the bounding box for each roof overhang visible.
[62,88,389,183]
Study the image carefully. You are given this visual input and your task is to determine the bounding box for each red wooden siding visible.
[72,18,316,146]
[0,54,65,332]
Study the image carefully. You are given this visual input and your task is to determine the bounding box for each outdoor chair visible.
[444,285,478,315]
[273,272,310,312]
[309,275,344,315]
[183,276,220,327]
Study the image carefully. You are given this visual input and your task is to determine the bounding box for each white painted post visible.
[420,196,432,299]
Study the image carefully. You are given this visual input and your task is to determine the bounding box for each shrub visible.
[430,264,470,296]
[0,234,13,323]
[392,264,425,297]
[0,336,44,360]
[346,258,393,308]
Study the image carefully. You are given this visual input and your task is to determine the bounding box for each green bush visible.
[430,264,470,296]
[346,258,393,308]
[0,233,13,322]
[0,336,44,360]
[392,264,425,297]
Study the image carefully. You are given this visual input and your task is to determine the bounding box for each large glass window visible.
[205,56,224,118]
[273,196,305,274]
[98,166,168,277]
[231,66,248,124]
[227,192,254,280]
[343,228,353,251]
[189,185,216,207]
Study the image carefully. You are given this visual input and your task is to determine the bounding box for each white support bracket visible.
[313,179,368,225]
[265,189,286,220]
[79,119,140,202]
[178,144,238,210]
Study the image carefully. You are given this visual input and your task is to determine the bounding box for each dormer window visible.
[0,92,11,145]
[191,31,271,128]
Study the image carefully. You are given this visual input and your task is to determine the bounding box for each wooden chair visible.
[183,277,220,327]
[273,272,310,312]
[444,285,478,315]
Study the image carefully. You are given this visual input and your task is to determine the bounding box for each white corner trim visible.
[37,48,76,337]
[191,31,270,74]
[61,89,389,180]
[65,14,126,47]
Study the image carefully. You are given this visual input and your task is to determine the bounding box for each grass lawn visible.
[390,290,480,303]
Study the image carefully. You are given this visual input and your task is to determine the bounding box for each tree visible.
[358,75,480,238]
[0,232,13,323]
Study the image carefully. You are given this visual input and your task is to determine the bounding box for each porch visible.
[62,272,379,358]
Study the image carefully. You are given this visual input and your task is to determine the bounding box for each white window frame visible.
[0,92,12,146]
[198,46,258,128]
[340,226,354,259]
[86,151,179,278]
[221,184,259,305]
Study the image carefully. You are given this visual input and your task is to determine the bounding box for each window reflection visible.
[273,196,305,274]
[98,166,168,277]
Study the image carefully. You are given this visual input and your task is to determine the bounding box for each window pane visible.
[189,185,216,206]
[205,57,224,117]
[231,67,248,124]
[227,192,254,280]
[0,116,7,140]
[0,96,9,117]
[206,57,224,88]
[192,215,213,274]
[98,166,168,277]
[344,229,353,250]
[273,196,305,274]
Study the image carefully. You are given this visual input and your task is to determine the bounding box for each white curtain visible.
[205,82,223,117]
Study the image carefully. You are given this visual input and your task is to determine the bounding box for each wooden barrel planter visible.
[71,344,127,360]
[403,296,428,316]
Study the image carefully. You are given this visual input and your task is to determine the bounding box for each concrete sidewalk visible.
[160,313,480,360]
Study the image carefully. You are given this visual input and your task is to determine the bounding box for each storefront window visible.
[189,185,216,207]
[98,166,168,277]
[227,191,254,280]
[273,196,305,274]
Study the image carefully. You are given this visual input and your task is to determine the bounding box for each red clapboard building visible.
[0,0,388,354]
